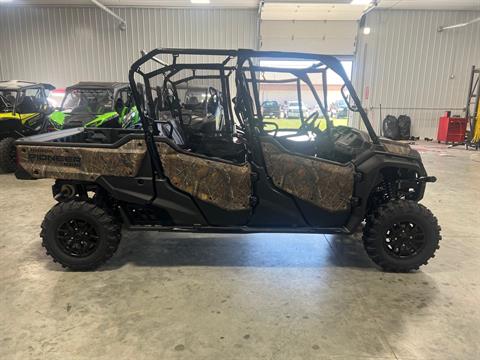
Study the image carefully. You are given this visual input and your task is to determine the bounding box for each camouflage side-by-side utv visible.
[0,80,55,172]
[47,82,139,131]
[14,48,441,272]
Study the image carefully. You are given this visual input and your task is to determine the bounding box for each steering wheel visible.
[298,111,319,133]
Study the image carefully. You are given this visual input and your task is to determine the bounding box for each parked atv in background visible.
[0,80,54,172]
[47,82,139,131]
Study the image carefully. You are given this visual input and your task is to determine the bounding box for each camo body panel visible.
[381,140,412,156]
[261,141,354,212]
[156,142,251,211]
[17,139,146,181]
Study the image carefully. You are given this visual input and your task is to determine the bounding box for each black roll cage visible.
[0,82,54,115]
[60,86,133,114]
[128,48,379,173]
[60,87,113,112]
[0,87,48,116]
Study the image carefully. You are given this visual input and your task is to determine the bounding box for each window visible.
[16,88,43,113]
[257,59,353,133]
[62,89,113,114]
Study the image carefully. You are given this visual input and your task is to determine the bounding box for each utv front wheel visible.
[0,137,17,173]
[363,200,441,272]
[41,201,121,270]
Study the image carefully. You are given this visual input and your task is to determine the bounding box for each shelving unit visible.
[465,66,480,150]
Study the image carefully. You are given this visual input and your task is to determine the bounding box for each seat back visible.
[157,117,188,147]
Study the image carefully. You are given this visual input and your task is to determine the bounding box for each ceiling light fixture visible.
[191,0,211,4]
[363,27,371,35]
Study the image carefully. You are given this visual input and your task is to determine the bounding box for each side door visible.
[236,60,356,228]
[259,136,355,227]
[153,139,252,226]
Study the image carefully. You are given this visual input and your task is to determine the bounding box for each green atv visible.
[0,80,55,172]
[47,82,140,131]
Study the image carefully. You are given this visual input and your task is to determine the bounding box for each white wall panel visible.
[352,9,480,138]
[0,6,257,87]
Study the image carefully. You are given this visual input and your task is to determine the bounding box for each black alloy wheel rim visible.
[384,221,426,258]
[56,218,99,257]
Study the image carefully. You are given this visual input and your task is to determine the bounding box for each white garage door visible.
[260,20,358,55]
[260,2,366,55]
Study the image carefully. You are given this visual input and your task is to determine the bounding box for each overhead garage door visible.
[259,2,366,56]
[260,20,358,55]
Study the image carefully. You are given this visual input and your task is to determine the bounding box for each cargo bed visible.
[15,127,147,181]
[15,127,145,147]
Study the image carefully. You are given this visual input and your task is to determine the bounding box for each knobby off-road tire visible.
[0,137,17,173]
[363,200,441,272]
[41,201,121,270]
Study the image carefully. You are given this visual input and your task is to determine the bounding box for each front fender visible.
[345,151,429,232]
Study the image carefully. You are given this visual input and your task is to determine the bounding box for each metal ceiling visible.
[377,0,480,11]
[7,0,260,7]
[6,0,480,11]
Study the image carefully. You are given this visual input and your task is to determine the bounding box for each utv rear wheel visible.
[363,200,441,272]
[0,137,17,173]
[40,201,121,270]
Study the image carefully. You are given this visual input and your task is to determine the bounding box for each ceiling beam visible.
[438,16,480,32]
[91,0,127,30]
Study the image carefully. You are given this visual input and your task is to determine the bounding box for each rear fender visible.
[0,118,23,138]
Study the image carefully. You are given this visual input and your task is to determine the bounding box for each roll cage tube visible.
[236,49,379,144]
[296,78,304,124]
[129,48,380,154]
[129,48,243,175]
[129,64,163,175]
[0,91,16,113]
[241,67,332,133]
[13,91,20,115]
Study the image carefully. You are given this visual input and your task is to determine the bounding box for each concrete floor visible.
[1,141,479,360]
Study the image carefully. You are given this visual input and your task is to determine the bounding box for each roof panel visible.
[67,81,129,90]
[0,80,52,90]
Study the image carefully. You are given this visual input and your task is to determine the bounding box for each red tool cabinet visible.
[437,113,467,144]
